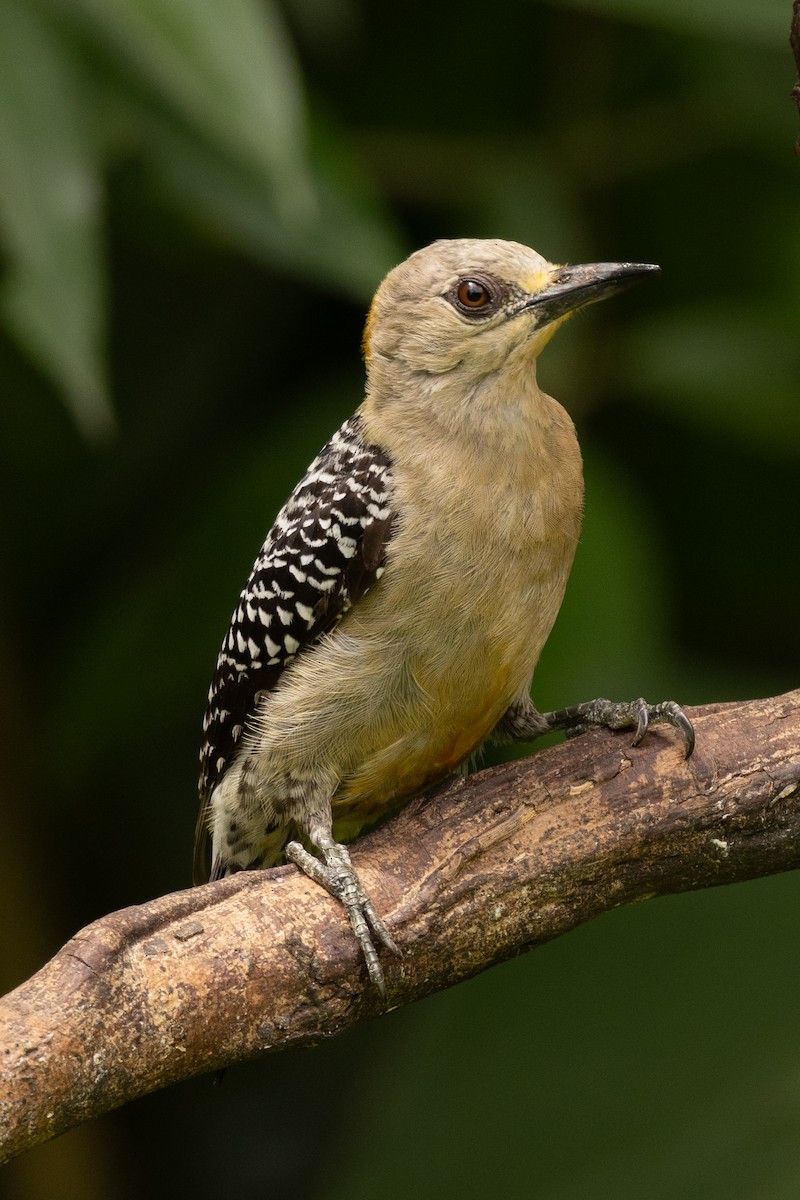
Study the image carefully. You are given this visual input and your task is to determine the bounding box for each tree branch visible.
[2,691,799,1163]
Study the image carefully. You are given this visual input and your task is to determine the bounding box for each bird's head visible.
[363,238,659,386]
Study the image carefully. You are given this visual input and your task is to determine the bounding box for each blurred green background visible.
[1,0,799,1196]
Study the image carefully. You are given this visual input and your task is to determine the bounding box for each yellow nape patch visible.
[519,264,560,296]
[362,299,375,364]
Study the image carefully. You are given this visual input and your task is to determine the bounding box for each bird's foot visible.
[285,838,399,996]
[541,696,695,757]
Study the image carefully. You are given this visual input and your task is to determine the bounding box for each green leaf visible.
[144,101,403,300]
[61,0,315,222]
[0,0,111,439]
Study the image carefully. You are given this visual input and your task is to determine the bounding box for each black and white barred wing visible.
[193,413,394,883]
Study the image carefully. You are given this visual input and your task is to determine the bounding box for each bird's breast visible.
[245,392,583,827]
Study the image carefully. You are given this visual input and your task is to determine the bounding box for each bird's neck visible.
[362,353,576,471]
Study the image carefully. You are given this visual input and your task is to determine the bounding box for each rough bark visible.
[1,691,799,1163]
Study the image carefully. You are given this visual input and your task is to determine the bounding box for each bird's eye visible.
[457,279,492,309]
[448,273,502,317]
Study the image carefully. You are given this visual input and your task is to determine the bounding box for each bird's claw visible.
[286,839,400,996]
[543,696,695,757]
[628,698,695,756]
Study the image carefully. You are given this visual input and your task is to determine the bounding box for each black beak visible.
[522,261,661,325]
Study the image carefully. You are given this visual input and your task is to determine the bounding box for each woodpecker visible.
[194,238,694,993]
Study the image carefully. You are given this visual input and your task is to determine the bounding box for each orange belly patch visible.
[332,667,513,828]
